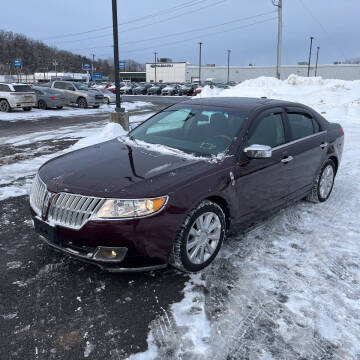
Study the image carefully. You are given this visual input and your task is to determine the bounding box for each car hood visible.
[39,138,215,198]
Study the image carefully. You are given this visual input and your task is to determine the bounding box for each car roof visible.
[180,97,302,111]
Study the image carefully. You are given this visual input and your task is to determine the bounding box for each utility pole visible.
[272,0,282,79]
[307,36,314,77]
[227,49,231,84]
[315,46,320,77]
[198,42,203,84]
[154,52,157,83]
[91,53,95,83]
[53,60,58,80]
[112,0,123,112]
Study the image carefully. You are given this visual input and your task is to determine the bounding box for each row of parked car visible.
[0,80,118,112]
[99,81,236,96]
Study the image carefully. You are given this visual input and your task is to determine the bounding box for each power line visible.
[98,16,278,57]
[66,11,277,52]
[41,0,220,41]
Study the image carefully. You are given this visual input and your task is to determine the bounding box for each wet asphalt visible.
[0,97,188,359]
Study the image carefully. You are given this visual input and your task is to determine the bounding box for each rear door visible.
[234,107,292,220]
[278,107,328,196]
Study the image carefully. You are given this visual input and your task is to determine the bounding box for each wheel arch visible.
[328,155,338,174]
[204,195,231,230]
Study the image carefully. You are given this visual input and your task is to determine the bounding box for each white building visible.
[146,62,186,83]
[145,62,360,83]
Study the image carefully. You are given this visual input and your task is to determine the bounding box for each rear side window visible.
[248,112,285,148]
[0,84,10,92]
[287,112,319,140]
[13,85,33,92]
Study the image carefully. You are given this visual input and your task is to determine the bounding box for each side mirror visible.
[244,144,272,159]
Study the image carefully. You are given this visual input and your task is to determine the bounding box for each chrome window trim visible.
[272,130,327,151]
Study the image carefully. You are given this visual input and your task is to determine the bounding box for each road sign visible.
[90,73,103,81]
[14,59,22,68]
[82,63,92,71]
[119,61,126,69]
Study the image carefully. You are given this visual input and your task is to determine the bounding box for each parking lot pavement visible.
[122,95,190,106]
[0,195,188,359]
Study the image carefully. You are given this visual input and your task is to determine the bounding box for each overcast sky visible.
[2,0,359,66]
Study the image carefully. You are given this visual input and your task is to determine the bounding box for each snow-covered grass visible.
[0,101,151,122]
[128,75,360,359]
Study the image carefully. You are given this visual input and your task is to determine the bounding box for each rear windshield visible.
[129,104,249,156]
[13,85,33,92]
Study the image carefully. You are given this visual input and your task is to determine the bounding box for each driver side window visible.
[248,112,285,148]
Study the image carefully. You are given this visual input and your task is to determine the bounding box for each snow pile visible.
[129,76,360,360]
[197,74,360,121]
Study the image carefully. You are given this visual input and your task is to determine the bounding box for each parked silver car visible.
[51,81,104,108]
[99,89,116,104]
[0,83,36,112]
[33,86,67,109]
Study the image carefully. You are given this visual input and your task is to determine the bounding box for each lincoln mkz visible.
[29,97,344,272]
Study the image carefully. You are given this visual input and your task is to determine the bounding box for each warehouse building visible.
[146,62,360,83]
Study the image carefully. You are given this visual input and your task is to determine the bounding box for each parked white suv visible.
[0,83,36,112]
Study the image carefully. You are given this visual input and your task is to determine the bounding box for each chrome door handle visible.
[320,142,328,149]
[281,156,293,164]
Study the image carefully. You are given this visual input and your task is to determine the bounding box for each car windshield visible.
[129,105,248,157]
[13,85,33,92]
[74,83,88,91]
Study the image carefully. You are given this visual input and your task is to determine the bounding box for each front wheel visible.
[77,97,87,109]
[169,200,226,272]
[306,159,336,203]
[0,99,11,112]
[38,100,47,110]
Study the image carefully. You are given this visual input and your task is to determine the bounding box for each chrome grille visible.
[30,174,106,229]
[29,173,47,216]
[48,194,105,229]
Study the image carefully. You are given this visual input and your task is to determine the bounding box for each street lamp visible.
[307,36,314,77]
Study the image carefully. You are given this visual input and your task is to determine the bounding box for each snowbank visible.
[197,74,360,122]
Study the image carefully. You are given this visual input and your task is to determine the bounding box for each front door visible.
[233,108,292,222]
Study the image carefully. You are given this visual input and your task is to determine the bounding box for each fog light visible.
[93,246,127,262]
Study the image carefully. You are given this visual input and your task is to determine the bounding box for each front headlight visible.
[96,196,168,219]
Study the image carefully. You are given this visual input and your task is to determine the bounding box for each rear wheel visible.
[23,107,32,112]
[0,99,11,112]
[38,100,47,110]
[169,200,226,272]
[77,97,87,109]
[306,159,336,203]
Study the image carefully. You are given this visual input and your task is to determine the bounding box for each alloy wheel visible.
[319,164,334,199]
[186,211,221,265]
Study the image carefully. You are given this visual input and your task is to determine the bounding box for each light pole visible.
[307,36,314,77]
[272,0,282,79]
[112,0,123,112]
[315,46,320,77]
[91,53,95,82]
[198,42,203,84]
[154,52,157,83]
[227,49,231,84]
[53,60,58,80]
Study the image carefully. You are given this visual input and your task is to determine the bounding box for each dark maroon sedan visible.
[29,97,344,272]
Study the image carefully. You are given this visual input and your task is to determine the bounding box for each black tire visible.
[169,200,226,272]
[0,99,11,112]
[38,100,47,110]
[93,105,100,108]
[105,98,110,105]
[56,106,63,110]
[77,97,87,109]
[23,107,32,112]
[306,159,336,203]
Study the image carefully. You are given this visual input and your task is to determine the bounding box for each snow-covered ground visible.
[127,75,360,360]
[0,101,150,122]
